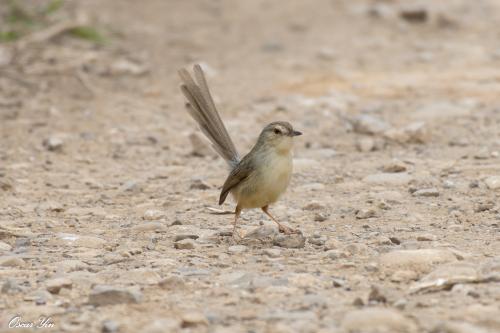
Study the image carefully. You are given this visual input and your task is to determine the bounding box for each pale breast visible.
[235,151,293,209]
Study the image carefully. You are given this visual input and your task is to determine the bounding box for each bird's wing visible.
[219,160,253,205]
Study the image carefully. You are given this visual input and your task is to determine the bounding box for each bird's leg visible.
[262,206,295,234]
[232,205,243,239]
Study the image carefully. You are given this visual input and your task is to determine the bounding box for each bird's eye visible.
[273,128,281,135]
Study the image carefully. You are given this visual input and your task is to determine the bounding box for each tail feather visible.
[179,65,239,168]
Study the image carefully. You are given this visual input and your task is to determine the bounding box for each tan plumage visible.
[179,65,302,236]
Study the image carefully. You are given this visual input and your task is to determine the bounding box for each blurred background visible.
[1,1,500,332]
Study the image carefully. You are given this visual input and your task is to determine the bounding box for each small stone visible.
[25,289,53,305]
[43,136,64,152]
[121,180,140,192]
[389,237,401,245]
[228,245,247,254]
[143,209,164,220]
[382,160,407,173]
[351,114,390,135]
[417,234,437,241]
[352,297,364,307]
[0,256,25,267]
[0,241,12,252]
[2,278,23,294]
[474,201,495,213]
[88,285,143,306]
[0,177,14,191]
[159,275,185,290]
[324,238,341,250]
[368,285,387,303]
[314,212,329,222]
[356,137,376,152]
[325,250,347,260]
[484,176,500,190]
[384,122,429,144]
[308,236,326,246]
[181,312,208,328]
[263,248,281,258]
[142,319,180,333]
[379,249,457,274]
[413,188,440,197]
[399,6,428,23]
[174,239,196,250]
[390,270,419,283]
[46,277,72,294]
[273,232,306,249]
[302,202,326,211]
[102,320,119,333]
[356,208,377,219]
[245,225,278,239]
[174,234,199,242]
[474,147,490,160]
[190,179,211,190]
[393,299,408,310]
[132,222,166,232]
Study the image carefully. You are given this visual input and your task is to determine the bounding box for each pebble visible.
[417,234,437,241]
[390,270,419,283]
[325,250,347,260]
[273,232,306,248]
[379,249,457,274]
[356,137,376,152]
[190,178,211,190]
[351,114,390,135]
[174,234,199,242]
[399,6,428,23]
[142,319,180,333]
[341,308,417,332]
[245,225,278,239]
[263,248,281,258]
[314,212,329,222]
[484,176,500,190]
[474,201,494,213]
[382,159,407,173]
[174,239,196,250]
[43,136,64,152]
[356,208,377,219]
[132,222,166,232]
[0,241,12,252]
[46,277,73,294]
[181,312,208,327]
[302,202,326,211]
[412,188,440,197]
[228,245,248,254]
[0,256,26,267]
[2,278,24,294]
[102,320,120,333]
[432,321,490,333]
[88,285,143,306]
[384,121,430,144]
[73,236,107,249]
[143,209,164,220]
[159,275,186,290]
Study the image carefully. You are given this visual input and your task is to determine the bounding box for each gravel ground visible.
[1,0,499,332]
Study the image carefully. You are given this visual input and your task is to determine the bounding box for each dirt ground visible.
[1,0,500,332]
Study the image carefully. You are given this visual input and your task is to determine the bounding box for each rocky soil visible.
[1,0,500,332]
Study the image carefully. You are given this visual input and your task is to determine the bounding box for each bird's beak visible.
[292,130,302,137]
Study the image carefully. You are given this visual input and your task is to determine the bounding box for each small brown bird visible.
[179,64,302,237]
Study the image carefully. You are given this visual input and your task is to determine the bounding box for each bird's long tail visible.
[179,64,239,168]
